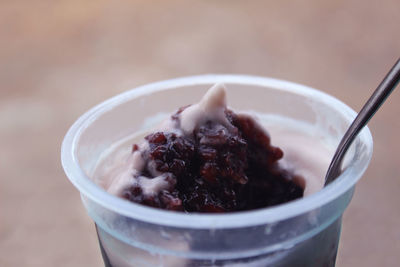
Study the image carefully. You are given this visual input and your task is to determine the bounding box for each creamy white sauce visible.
[268,125,332,196]
[179,83,234,134]
[138,174,171,196]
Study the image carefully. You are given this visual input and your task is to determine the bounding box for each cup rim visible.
[61,74,373,229]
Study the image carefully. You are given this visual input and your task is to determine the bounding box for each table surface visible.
[1,1,399,266]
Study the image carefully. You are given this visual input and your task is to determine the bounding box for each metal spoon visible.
[325,58,400,186]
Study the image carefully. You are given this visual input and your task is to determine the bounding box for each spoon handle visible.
[325,58,400,185]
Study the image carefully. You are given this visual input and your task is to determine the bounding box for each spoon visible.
[325,58,400,186]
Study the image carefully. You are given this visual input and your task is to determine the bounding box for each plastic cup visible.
[61,75,373,267]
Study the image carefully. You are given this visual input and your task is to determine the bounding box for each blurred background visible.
[1,0,399,266]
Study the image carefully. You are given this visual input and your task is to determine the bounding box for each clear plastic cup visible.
[61,75,373,267]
